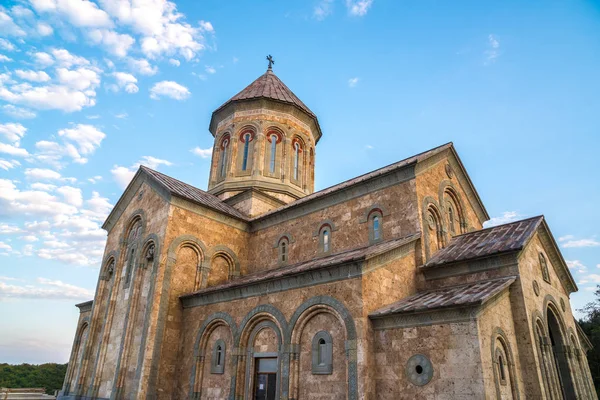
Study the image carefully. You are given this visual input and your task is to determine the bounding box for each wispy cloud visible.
[191,146,213,159]
[149,81,190,100]
[483,211,521,228]
[559,235,600,248]
[484,34,500,65]
[567,260,587,273]
[346,0,374,16]
[314,0,334,20]
[348,77,359,88]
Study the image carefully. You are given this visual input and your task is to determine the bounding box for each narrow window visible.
[220,138,229,178]
[242,133,251,171]
[373,216,381,241]
[323,229,330,253]
[281,241,287,262]
[448,205,455,235]
[293,142,300,180]
[270,134,277,173]
[312,331,333,374]
[498,354,506,382]
[211,339,226,374]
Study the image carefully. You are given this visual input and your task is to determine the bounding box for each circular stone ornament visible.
[445,163,454,178]
[533,280,540,297]
[406,354,434,386]
[560,298,566,312]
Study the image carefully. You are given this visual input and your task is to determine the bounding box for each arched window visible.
[278,237,289,264]
[426,206,444,253]
[373,216,380,239]
[539,253,550,283]
[498,353,506,383]
[322,228,330,253]
[270,134,277,173]
[242,132,251,171]
[448,204,456,235]
[312,331,333,374]
[211,339,226,374]
[219,137,229,178]
[368,209,384,243]
[124,219,141,288]
[293,141,300,181]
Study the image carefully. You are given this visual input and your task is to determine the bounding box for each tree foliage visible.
[0,363,67,395]
[578,285,600,393]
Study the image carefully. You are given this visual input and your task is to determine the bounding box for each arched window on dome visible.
[294,141,300,180]
[270,134,277,173]
[291,137,304,186]
[219,137,230,178]
[242,132,251,171]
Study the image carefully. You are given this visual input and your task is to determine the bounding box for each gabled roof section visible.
[215,68,316,118]
[140,166,249,220]
[251,142,454,222]
[181,233,420,301]
[369,276,516,318]
[424,216,544,268]
[102,166,249,231]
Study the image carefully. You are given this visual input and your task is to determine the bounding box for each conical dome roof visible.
[214,68,316,118]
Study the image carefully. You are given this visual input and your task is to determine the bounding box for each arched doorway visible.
[547,307,576,398]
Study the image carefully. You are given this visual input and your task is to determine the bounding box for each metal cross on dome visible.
[266,55,275,69]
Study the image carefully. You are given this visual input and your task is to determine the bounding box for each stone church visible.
[59,62,597,400]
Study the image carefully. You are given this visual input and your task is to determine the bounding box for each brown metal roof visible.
[423,216,544,268]
[214,68,316,118]
[369,276,516,318]
[141,166,250,221]
[180,233,420,300]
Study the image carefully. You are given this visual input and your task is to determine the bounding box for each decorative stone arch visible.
[272,233,295,265]
[235,304,289,400]
[290,134,307,187]
[422,197,445,259]
[64,317,90,395]
[139,234,159,271]
[287,296,358,400]
[490,327,520,399]
[100,250,119,281]
[264,125,286,177]
[438,180,468,235]
[208,245,241,282]
[119,211,146,289]
[544,295,577,398]
[531,310,563,400]
[215,131,232,182]
[314,220,337,255]
[235,124,259,175]
[167,234,208,291]
[359,204,389,244]
[189,312,237,399]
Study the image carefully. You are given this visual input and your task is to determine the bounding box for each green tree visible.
[0,363,67,395]
[579,285,600,393]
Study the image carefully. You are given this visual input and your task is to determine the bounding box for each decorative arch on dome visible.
[265,127,285,177]
[237,126,257,174]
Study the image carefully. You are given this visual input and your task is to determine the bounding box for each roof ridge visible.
[452,215,544,238]
[415,275,517,296]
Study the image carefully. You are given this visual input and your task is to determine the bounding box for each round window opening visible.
[406,354,433,386]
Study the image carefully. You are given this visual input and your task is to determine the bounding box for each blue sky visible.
[0,0,599,364]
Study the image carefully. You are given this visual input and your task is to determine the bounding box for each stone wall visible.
[373,320,485,399]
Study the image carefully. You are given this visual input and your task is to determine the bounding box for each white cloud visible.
[0,143,29,157]
[0,277,93,300]
[30,0,113,28]
[483,211,521,228]
[0,159,21,171]
[56,186,83,206]
[149,80,190,100]
[115,112,128,119]
[348,77,359,88]
[0,54,12,62]
[99,0,211,60]
[81,191,111,220]
[32,52,54,68]
[15,70,51,83]
[110,71,138,93]
[0,178,78,217]
[0,38,15,51]
[0,7,26,36]
[346,0,373,16]
[87,28,135,57]
[566,260,587,273]
[0,223,22,234]
[56,67,101,90]
[560,237,600,248]
[191,146,212,159]
[485,34,500,65]
[0,122,26,144]
[583,274,600,284]
[111,155,173,188]
[87,175,102,184]
[2,105,36,119]
[30,183,56,191]
[20,235,39,242]
[58,124,106,156]
[127,57,158,76]
[51,48,91,68]
[25,168,62,180]
[37,22,53,36]
[314,0,334,20]
[205,65,216,74]
[169,58,180,66]
[0,79,98,112]
[0,241,12,252]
